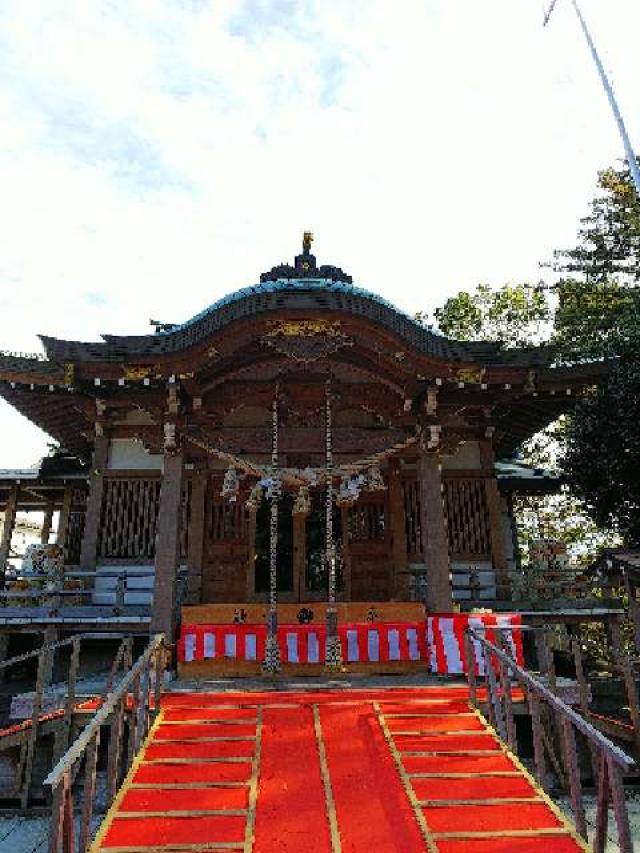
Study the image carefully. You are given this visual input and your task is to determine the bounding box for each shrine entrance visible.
[252,490,345,602]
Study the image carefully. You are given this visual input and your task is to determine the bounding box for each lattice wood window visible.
[443,477,491,559]
[402,478,422,557]
[348,502,385,542]
[63,487,87,565]
[207,498,248,543]
[64,512,85,565]
[99,477,161,559]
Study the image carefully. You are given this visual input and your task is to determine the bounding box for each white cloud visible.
[1,0,639,466]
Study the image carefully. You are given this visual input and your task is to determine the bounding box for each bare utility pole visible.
[544,0,640,198]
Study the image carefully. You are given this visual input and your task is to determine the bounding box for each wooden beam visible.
[41,502,54,545]
[79,435,108,569]
[479,441,510,600]
[151,450,184,641]
[55,485,73,552]
[186,469,206,605]
[387,461,408,598]
[417,451,452,612]
[0,485,18,580]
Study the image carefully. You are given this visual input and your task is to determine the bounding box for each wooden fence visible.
[465,626,635,853]
[0,633,134,808]
[45,633,167,853]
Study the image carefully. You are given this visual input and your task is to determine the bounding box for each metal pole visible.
[545,0,640,198]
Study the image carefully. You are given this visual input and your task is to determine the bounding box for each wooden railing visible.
[45,633,167,853]
[464,626,635,853]
[0,633,134,808]
[0,569,156,613]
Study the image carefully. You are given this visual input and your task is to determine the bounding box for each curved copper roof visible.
[39,277,554,368]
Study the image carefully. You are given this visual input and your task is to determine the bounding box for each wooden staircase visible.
[90,686,588,853]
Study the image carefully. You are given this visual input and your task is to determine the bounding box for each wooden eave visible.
[0,289,614,462]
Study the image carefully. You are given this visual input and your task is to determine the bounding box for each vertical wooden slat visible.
[417,451,451,611]
[62,768,75,853]
[607,755,634,853]
[593,754,610,853]
[48,777,65,853]
[127,674,141,769]
[463,630,477,705]
[79,730,101,853]
[81,435,108,568]
[56,485,74,553]
[41,502,54,544]
[20,647,47,807]
[497,632,516,752]
[561,716,587,839]
[151,451,184,640]
[106,698,125,808]
[619,653,640,759]
[153,645,164,719]
[388,462,408,597]
[187,470,206,604]
[528,689,547,787]
[485,652,506,740]
[0,485,18,580]
[63,637,81,752]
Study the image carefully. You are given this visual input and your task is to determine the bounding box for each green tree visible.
[427,281,611,580]
[552,162,640,544]
[554,162,640,285]
[433,282,551,347]
[564,355,640,544]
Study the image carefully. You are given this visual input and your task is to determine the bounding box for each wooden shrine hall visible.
[0,235,609,672]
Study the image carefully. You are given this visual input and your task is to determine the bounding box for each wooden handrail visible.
[466,626,635,852]
[0,632,124,672]
[44,633,165,789]
[469,628,633,770]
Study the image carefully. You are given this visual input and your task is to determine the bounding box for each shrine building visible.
[0,235,608,668]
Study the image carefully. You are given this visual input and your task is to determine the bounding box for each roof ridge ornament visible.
[260,232,353,284]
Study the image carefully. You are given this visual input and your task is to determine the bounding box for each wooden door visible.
[201,477,250,603]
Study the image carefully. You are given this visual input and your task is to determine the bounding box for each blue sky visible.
[1,0,640,466]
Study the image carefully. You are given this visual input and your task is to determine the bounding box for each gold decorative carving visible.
[263,319,352,363]
[455,367,486,384]
[266,319,343,338]
[63,363,75,386]
[123,365,154,380]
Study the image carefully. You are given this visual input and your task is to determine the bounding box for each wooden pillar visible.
[79,436,109,570]
[417,451,452,611]
[480,441,510,600]
[55,485,73,550]
[388,461,409,599]
[151,451,184,641]
[0,486,18,582]
[41,502,54,545]
[186,470,206,605]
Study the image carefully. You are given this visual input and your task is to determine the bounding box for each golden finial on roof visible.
[302,231,314,254]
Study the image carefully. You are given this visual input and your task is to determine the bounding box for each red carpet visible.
[92,687,587,852]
